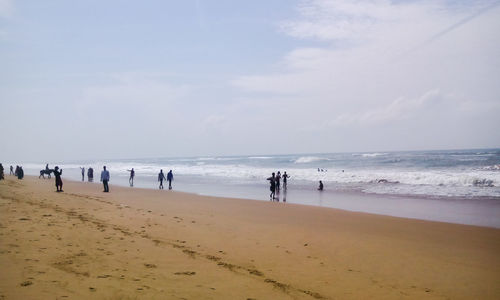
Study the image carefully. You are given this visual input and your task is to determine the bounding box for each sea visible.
[14,148,500,228]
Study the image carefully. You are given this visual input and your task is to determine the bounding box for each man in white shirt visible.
[101,166,110,192]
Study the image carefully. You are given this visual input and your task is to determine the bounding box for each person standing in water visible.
[101,166,110,192]
[53,166,63,192]
[276,171,281,191]
[167,170,173,190]
[80,167,85,181]
[158,169,166,189]
[283,171,290,189]
[318,180,324,191]
[87,167,94,182]
[267,172,276,200]
[10,165,14,175]
[127,168,135,187]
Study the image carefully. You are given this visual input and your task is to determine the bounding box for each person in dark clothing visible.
[167,170,173,190]
[318,180,324,191]
[276,171,281,191]
[101,166,110,192]
[15,165,19,177]
[87,167,94,182]
[53,166,63,192]
[17,166,24,179]
[80,167,85,181]
[0,164,4,180]
[267,172,276,200]
[10,165,14,175]
[283,171,290,189]
[128,168,135,187]
[158,170,166,189]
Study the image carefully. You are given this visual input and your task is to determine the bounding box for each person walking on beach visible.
[318,180,324,191]
[101,166,110,192]
[87,167,94,182]
[267,172,276,200]
[15,165,19,177]
[158,170,166,189]
[17,166,24,179]
[80,167,85,181]
[10,165,14,175]
[167,170,173,190]
[53,166,63,192]
[127,168,135,187]
[0,164,4,180]
[283,171,290,189]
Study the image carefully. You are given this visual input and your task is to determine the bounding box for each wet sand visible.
[1,176,499,299]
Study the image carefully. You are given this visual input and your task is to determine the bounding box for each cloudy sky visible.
[1,0,499,161]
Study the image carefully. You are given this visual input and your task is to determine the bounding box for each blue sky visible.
[1,0,499,161]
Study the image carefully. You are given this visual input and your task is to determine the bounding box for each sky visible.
[1,0,499,161]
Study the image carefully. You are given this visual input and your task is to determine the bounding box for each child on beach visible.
[53,166,63,192]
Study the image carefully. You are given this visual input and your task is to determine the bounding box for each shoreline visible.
[29,174,500,229]
[1,176,500,299]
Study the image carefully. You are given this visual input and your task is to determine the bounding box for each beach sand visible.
[0,176,499,299]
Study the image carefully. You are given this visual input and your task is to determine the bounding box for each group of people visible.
[6,165,25,180]
[80,167,95,182]
[267,171,290,200]
[266,171,324,200]
[60,165,173,192]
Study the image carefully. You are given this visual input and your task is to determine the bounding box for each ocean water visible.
[13,149,500,227]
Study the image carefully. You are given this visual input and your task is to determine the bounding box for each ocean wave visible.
[359,153,388,158]
[293,156,327,164]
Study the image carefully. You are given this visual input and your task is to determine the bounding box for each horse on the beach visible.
[39,169,52,179]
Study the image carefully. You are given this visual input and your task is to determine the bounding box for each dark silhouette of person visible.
[17,166,24,179]
[15,165,19,177]
[276,171,281,191]
[0,164,4,180]
[167,170,173,190]
[158,170,166,189]
[87,167,94,182]
[267,172,276,200]
[53,166,63,192]
[128,168,135,187]
[318,180,324,191]
[101,166,110,192]
[283,171,290,189]
[80,167,85,181]
[45,164,49,172]
[10,165,14,175]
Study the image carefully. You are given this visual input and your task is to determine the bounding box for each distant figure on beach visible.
[10,165,14,175]
[0,164,4,180]
[158,170,166,189]
[283,171,290,188]
[267,172,276,200]
[101,166,110,192]
[45,164,49,172]
[15,165,19,177]
[53,166,63,192]
[87,167,94,182]
[318,180,324,191]
[17,166,24,180]
[276,171,281,191]
[167,170,173,190]
[80,167,85,181]
[128,168,135,187]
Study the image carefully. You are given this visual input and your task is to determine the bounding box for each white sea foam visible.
[293,156,326,164]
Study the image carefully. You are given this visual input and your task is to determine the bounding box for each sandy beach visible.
[0,176,499,299]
